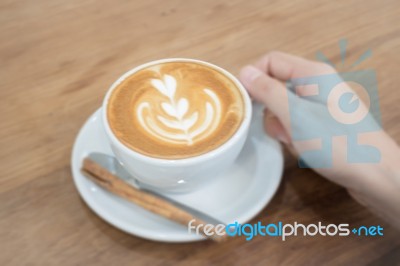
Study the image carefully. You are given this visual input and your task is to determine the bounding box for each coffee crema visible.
[107,61,245,159]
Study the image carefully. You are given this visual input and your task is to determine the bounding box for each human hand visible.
[239,51,400,228]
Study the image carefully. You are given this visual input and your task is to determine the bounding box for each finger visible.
[254,51,336,103]
[264,109,298,158]
[239,65,294,129]
[263,109,291,144]
[254,51,336,81]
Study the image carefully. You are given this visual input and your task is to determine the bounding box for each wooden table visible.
[1,0,400,265]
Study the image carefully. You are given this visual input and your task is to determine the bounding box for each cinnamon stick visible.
[81,158,228,242]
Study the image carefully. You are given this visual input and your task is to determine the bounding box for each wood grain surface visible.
[1,0,400,265]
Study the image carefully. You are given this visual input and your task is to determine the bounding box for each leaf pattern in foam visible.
[182,112,198,130]
[176,98,188,119]
[151,79,168,96]
[157,111,198,131]
[161,102,177,117]
[163,74,176,98]
[142,73,221,144]
[156,116,182,130]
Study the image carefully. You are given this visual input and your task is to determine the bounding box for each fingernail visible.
[239,65,263,88]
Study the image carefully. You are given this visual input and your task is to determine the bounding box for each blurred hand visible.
[239,51,400,228]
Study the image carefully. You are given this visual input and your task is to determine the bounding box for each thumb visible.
[239,65,292,129]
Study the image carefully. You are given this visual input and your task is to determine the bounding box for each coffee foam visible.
[107,61,245,159]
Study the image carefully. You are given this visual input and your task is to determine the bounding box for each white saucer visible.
[71,104,283,242]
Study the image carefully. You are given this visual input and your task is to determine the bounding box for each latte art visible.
[137,74,221,145]
[107,61,245,159]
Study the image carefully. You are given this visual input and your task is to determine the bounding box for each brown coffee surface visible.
[107,61,245,159]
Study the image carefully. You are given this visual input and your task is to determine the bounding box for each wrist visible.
[351,132,400,193]
[349,144,400,229]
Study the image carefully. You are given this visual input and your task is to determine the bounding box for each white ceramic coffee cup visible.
[102,58,252,193]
